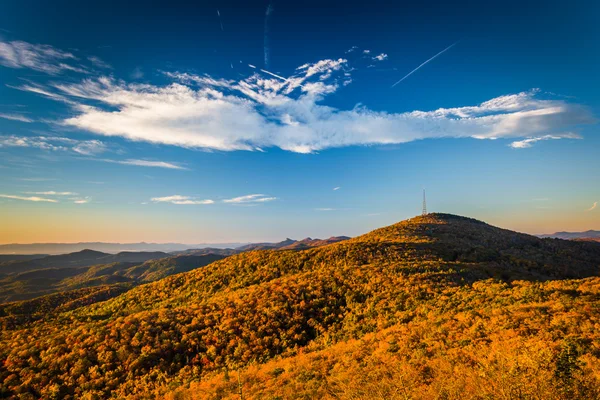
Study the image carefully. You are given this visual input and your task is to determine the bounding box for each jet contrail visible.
[217,9,224,31]
[259,68,288,82]
[247,64,288,82]
[391,42,458,88]
[264,3,274,68]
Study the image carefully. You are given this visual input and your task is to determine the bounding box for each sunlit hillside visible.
[1,214,600,399]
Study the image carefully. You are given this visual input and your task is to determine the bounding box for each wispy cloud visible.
[73,197,91,204]
[587,202,598,212]
[509,133,581,149]
[0,40,87,75]
[151,195,214,205]
[391,42,458,88]
[373,53,388,61]
[315,207,335,211]
[217,9,224,32]
[87,56,111,69]
[223,194,277,204]
[103,159,187,170]
[0,112,33,123]
[131,67,144,80]
[25,191,77,195]
[333,187,341,191]
[0,135,107,154]
[0,194,57,203]
[18,177,57,182]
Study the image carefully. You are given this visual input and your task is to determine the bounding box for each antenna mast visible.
[422,189,427,216]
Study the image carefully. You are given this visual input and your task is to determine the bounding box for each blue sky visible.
[0,0,599,243]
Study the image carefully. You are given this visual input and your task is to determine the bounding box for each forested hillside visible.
[1,214,599,399]
[0,254,224,303]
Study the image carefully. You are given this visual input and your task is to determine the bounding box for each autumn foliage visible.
[1,214,600,399]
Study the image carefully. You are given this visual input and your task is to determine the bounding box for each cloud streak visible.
[391,42,458,88]
[0,135,107,155]
[587,202,597,212]
[0,113,33,123]
[101,159,187,170]
[223,194,277,204]
[0,194,57,203]
[509,133,581,149]
[151,195,214,205]
[0,40,87,75]
[25,191,77,196]
[264,3,274,68]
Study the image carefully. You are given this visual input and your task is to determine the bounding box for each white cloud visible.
[25,191,77,196]
[509,133,581,149]
[74,198,91,204]
[151,195,214,205]
[104,159,187,170]
[0,194,57,203]
[72,140,107,155]
[333,187,341,191]
[315,207,335,211]
[0,40,84,74]
[12,54,593,154]
[87,56,111,69]
[345,46,358,53]
[587,202,597,212]
[0,113,33,123]
[363,50,371,54]
[223,194,277,204]
[0,135,107,154]
[373,53,388,61]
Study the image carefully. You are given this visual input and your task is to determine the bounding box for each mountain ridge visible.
[539,229,600,240]
[1,213,600,398]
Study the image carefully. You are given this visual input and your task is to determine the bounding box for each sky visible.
[0,0,599,244]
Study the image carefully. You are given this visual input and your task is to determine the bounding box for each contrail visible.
[247,64,288,82]
[391,42,458,88]
[259,68,288,82]
[217,9,224,31]
[264,3,274,68]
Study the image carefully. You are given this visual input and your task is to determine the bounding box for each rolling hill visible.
[1,214,600,399]
[232,236,350,251]
[0,249,169,275]
[0,242,248,255]
[0,253,225,303]
[539,230,600,240]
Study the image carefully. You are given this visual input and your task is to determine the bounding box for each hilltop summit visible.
[1,214,600,398]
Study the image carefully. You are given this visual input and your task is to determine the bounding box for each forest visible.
[1,214,599,399]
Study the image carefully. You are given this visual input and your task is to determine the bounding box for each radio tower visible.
[422,189,428,216]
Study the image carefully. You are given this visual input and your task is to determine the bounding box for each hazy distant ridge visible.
[0,242,249,255]
[538,230,600,240]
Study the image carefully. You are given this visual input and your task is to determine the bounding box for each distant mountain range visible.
[538,229,600,240]
[0,237,351,255]
[0,242,249,255]
[0,236,352,303]
[0,249,224,303]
